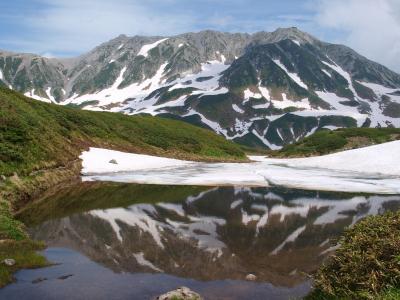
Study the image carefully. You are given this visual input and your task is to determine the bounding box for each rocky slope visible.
[2,27,400,149]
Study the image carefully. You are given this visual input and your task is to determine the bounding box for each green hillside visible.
[0,87,245,177]
[272,127,400,157]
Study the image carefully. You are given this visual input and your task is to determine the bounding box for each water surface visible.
[2,183,400,300]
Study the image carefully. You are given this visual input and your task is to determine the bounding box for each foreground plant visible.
[308,211,400,299]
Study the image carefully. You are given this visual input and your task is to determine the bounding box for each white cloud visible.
[2,0,400,76]
[314,0,400,72]
[15,0,194,56]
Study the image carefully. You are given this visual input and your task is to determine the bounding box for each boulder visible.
[245,273,257,281]
[109,159,118,164]
[155,287,203,300]
[3,258,15,266]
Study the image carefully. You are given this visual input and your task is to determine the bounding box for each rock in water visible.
[32,277,47,284]
[155,287,203,300]
[109,159,118,164]
[3,258,16,266]
[245,273,257,281]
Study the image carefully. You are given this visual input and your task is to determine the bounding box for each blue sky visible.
[1,0,399,71]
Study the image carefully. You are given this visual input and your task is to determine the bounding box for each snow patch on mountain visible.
[291,109,368,127]
[24,89,51,103]
[170,60,229,94]
[258,84,271,100]
[322,60,357,99]
[273,59,308,90]
[243,88,263,104]
[252,129,281,150]
[65,63,168,109]
[232,104,244,113]
[229,119,252,139]
[360,81,400,103]
[137,38,168,58]
[292,40,301,46]
[321,69,331,78]
[46,87,56,102]
[183,110,228,136]
[272,94,311,110]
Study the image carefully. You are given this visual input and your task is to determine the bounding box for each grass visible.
[272,127,400,157]
[0,239,48,288]
[377,288,400,300]
[0,201,26,240]
[0,86,245,177]
[307,211,400,299]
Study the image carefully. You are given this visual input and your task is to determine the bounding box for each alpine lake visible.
[1,181,399,300]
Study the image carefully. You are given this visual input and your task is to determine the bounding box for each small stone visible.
[155,287,203,300]
[57,274,73,280]
[32,277,47,284]
[10,173,22,187]
[245,273,257,281]
[3,258,15,266]
[0,175,6,181]
[109,159,118,164]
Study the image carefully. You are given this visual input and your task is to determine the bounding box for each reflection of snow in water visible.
[167,215,227,257]
[133,252,163,272]
[90,204,165,248]
[91,199,227,257]
[89,187,400,261]
[271,225,307,255]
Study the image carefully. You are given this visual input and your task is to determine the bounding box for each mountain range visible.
[1,27,400,149]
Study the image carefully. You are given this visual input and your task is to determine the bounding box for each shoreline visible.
[0,160,82,287]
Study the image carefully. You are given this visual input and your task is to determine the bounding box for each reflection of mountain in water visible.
[28,186,400,287]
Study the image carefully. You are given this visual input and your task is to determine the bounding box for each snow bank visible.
[80,148,191,174]
[262,140,400,176]
[80,142,400,194]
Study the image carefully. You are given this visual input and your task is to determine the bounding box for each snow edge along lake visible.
[80,141,400,194]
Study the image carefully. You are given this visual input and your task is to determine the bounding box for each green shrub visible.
[275,127,400,157]
[308,212,400,299]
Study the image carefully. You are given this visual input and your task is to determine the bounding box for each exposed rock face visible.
[155,287,202,300]
[2,27,400,148]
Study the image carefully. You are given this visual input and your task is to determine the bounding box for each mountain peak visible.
[266,27,318,44]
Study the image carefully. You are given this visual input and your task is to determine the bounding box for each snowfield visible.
[80,147,191,174]
[80,141,400,194]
